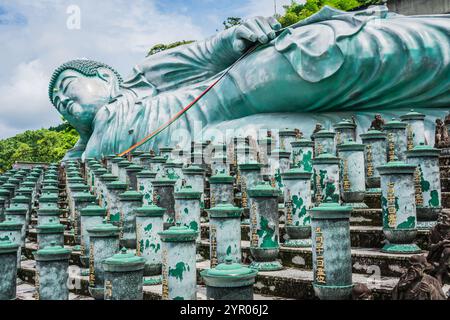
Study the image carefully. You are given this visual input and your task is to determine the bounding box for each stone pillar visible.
[310,202,352,300]
[0,240,19,300]
[164,160,184,192]
[159,224,198,300]
[117,160,132,184]
[149,155,167,179]
[360,129,387,190]
[268,149,291,193]
[201,257,258,300]
[182,165,205,211]
[238,162,263,225]
[291,139,314,172]
[34,242,71,300]
[0,218,23,269]
[207,204,242,268]
[333,119,357,147]
[4,205,27,252]
[72,192,97,247]
[248,182,282,271]
[152,176,176,229]
[136,170,157,206]
[337,140,367,208]
[92,167,107,198]
[313,130,336,157]
[378,159,421,253]
[312,153,341,205]
[125,164,144,190]
[281,168,313,247]
[257,134,275,178]
[36,219,65,249]
[104,181,128,227]
[159,145,174,160]
[135,204,165,285]
[209,173,234,207]
[138,153,154,170]
[103,248,145,300]
[87,220,120,300]
[97,173,118,208]
[383,118,408,162]
[110,156,124,177]
[37,207,61,225]
[118,191,143,249]
[80,205,106,268]
[278,128,299,153]
[407,144,442,228]
[174,186,202,243]
[400,109,426,150]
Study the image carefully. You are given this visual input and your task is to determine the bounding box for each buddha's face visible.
[51,67,118,130]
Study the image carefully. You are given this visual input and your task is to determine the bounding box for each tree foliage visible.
[0,123,79,173]
[147,40,195,57]
[223,17,242,29]
[277,0,383,27]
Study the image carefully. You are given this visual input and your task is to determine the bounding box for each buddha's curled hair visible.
[48,59,123,106]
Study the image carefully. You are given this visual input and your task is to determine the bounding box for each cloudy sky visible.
[0,0,295,139]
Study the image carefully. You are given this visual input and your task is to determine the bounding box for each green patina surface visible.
[398,216,415,229]
[292,195,309,226]
[226,245,232,256]
[188,221,198,232]
[169,262,189,281]
[144,223,152,232]
[301,151,313,172]
[418,166,430,192]
[150,243,160,253]
[110,211,120,222]
[257,216,278,248]
[429,190,440,207]
[275,169,283,189]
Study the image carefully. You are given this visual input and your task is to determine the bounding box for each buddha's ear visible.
[97,67,117,84]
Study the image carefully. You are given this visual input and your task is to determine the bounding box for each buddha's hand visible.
[232,16,282,53]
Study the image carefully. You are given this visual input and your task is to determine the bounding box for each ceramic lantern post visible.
[34,242,71,300]
[104,181,128,227]
[278,128,299,153]
[360,129,387,190]
[337,140,367,208]
[378,159,421,253]
[103,248,145,300]
[407,144,442,228]
[36,219,65,249]
[135,204,165,285]
[0,240,19,300]
[400,109,426,151]
[310,202,353,300]
[164,160,184,191]
[312,153,340,205]
[238,161,263,225]
[37,207,61,225]
[125,164,144,190]
[333,119,357,147]
[87,221,120,300]
[201,257,258,300]
[152,176,176,229]
[248,183,282,271]
[118,191,143,249]
[0,217,22,268]
[4,205,27,250]
[207,204,242,268]
[291,138,314,172]
[209,173,234,207]
[268,149,291,192]
[136,170,157,205]
[313,130,336,157]
[383,118,408,162]
[281,168,313,247]
[159,224,198,300]
[80,205,106,268]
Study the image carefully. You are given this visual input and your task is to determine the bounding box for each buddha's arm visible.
[130,17,281,93]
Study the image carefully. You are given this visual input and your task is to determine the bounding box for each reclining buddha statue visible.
[48,5,450,160]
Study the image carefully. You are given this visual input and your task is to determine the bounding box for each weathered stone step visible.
[442,192,450,208]
[441,178,450,192]
[200,224,430,250]
[198,240,425,278]
[440,166,450,179]
[18,259,290,300]
[15,279,93,300]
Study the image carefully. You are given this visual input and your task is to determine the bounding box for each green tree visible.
[147,40,195,57]
[223,17,242,29]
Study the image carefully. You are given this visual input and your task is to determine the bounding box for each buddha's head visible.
[49,59,122,133]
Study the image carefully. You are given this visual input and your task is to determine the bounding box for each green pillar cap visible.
[89,163,102,169]
[238,161,263,171]
[34,241,71,261]
[270,149,291,159]
[105,154,116,159]
[281,167,312,180]
[99,173,118,182]
[39,194,58,203]
[152,176,177,186]
[0,240,19,254]
[383,118,408,129]
[149,156,167,163]
[360,130,387,140]
[72,192,96,202]
[377,157,416,175]
[42,179,58,184]
[2,183,15,190]
[80,205,107,216]
[131,150,145,157]
[125,164,144,172]
[159,146,173,153]
[17,187,33,194]
[0,217,23,231]
[158,222,198,242]
[314,129,336,138]
[291,138,314,148]
[209,173,234,184]
[207,204,242,218]
[41,185,58,192]
[5,205,27,214]
[36,220,65,233]
[400,109,426,121]
[136,170,157,178]
[135,204,165,217]
[70,183,89,192]
[11,195,31,204]
[38,207,61,216]
[248,182,279,198]
[21,181,36,188]
[182,165,205,174]
[111,156,125,163]
[0,188,10,197]
[312,153,340,165]
[333,119,356,130]
[174,185,203,199]
[279,128,298,136]
[119,190,143,201]
[309,202,352,220]
[164,160,183,168]
[106,181,128,190]
[201,256,258,287]
[93,168,108,175]
[67,177,84,183]
[337,139,365,152]
[212,155,228,163]
[137,153,153,160]
[117,160,132,168]
[103,247,145,272]
[87,219,120,237]
[407,143,441,157]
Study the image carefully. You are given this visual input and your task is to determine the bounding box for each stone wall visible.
[387,0,450,15]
